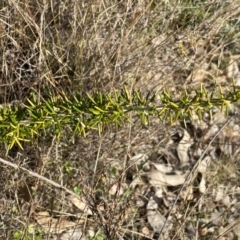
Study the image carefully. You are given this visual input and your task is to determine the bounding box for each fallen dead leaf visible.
[199,176,207,193]
[67,195,92,215]
[141,226,150,236]
[225,58,239,79]
[186,68,211,85]
[35,211,51,226]
[147,209,173,238]
[148,169,189,187]
[35,211,77,234]
[214,75,227,84]
[59,227,87,240]
[177,129,192,166]
[150,162,173,173]
[198,156,211,174]
[181,185,193,200]
[109,183,126,196]
[147,197,166,233]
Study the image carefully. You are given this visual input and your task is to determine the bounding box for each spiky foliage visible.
[1,84,239,152]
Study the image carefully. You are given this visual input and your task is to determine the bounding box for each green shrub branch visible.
[1,84,239,151]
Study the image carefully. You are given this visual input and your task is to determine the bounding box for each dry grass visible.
[1,0,240,239]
